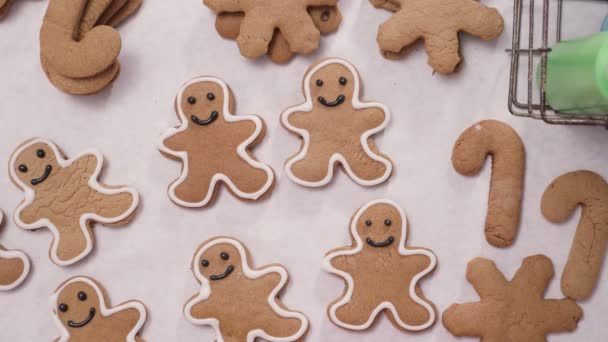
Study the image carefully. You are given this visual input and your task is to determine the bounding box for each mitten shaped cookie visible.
[281,58,393,187]
[184,237,309,342]
[9,138,140,266]
[0,210,30,291]
[443,255,583,341]
[370,0,504,74]
[51,276,147,342]
[159,77,275,207]
[323,199,437,332]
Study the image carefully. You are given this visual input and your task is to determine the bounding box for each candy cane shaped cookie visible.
[452,120,525,247]
[541,170,608,300]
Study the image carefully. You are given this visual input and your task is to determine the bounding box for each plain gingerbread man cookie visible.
[160,77,275,207]
[0,210,30,291]
[323,199,437,332]
[281,58,393,187]
[184,237,309,342]
[51,276,147,342]
[9,138,139,266]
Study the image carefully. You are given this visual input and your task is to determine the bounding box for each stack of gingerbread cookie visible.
[39,0,143,95]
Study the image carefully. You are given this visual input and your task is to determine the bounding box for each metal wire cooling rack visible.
[508,0,608,126]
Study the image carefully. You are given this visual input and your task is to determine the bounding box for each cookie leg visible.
[225,157,271,195]
[261,315,304,340]
[173,174,214,204]
[91,191,136,221]
[376,13,421,55]
[442,302,487,337]
[423,32,461,74]
[53,220,90,263]
[388,287,434,328]
[236,10,275,59]
[279,12,320,54]
[343,143,390,183]
[289,150,333,184]
[333,299,379,326]
[0,255,26,287]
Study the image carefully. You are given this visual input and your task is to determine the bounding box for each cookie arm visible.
[285,110,312,130]
[511,255,554,296]
[258,270,283,294]
[540,299,583,332]
[203,0,241,13]
[466,257,508,298]
[356,107,386,129]
[188,297,217,320]
[442,302,488,337]
[460,1,504,40]
[72,153,101,179]
[18,202,44,225]
[162,132,189,153]
[328,254,354,273]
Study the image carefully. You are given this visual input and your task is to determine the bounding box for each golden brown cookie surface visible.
[0,211,30,291]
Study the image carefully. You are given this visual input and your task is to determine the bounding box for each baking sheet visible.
[1,0,607,341]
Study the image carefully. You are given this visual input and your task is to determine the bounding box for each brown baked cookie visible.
[0,0,14,19]
[41,55,121,95]
[281,58,393,187]
[0,211,30,291]
[452,120,525,248]
[323,199,437,332]
[184,237,309,341]
[541,170,608,300]
[97,0,129,25]
[79,0,114,39]
[203,0,339,59]
[9,138,140,266]
[106,0,143,27]
[370,0,504,74]
[159,77,275,207]
[443,255,583,341]
[51,276,147,342]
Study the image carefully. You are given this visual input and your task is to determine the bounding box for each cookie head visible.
[54,281,100,330]
[309,61,355,108]
[197,243,242,282]
[12,142,59,187]
[355,203,403,250]
[180,81,226,127]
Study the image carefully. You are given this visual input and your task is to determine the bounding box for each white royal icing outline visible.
[281,58,393,187]
[9,138,140,267]
[0,210,31,291]
[50,276,147,342]
[322,199,437,331]
[159,76,275,207]
[184,237,309,342]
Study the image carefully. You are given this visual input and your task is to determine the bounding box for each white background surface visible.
[1,0,607,341]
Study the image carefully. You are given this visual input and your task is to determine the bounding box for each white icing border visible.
[50,276,147,342]
[158,76,275,207]
[280,58,393,187]
[322,199,437,331]
[9,138,140,267]
[0,210,30,291]
[184,237,309,342]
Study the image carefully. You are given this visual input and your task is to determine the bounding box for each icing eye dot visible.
[220,252,229,260]
[59,304,68,313]
[187,96,197,105]
[365,220,372,227]
[77,291,87,301]
[201,259,210,267]
[321,10,330,22]
[36,149,46,158]
[339,77,347,86]
[384,219,392,226]
[316,79,324,87]
[18,164,28,173]
[207,93,216,101]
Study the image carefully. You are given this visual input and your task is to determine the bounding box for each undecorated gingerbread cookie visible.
[0,210,30,291]
[9,138,140,266]
[281,58,393,187]
[51,276,147,342]
[323,199,437,332]
[184,237,309,342]
[159,77,275,207]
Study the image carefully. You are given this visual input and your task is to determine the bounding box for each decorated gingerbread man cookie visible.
[184,237,309,342]
[9,138,140,266]
[51,276,147,342]
[323,199,437,331]
[159,77,275,207]
[281,58,393,187]
[0,210,30,291]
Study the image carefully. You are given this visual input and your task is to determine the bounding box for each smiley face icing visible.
[51,276,147,342]
[0,210,30,291]
[184,237,309,342]
[281,58,393,187]
[159,77,275,207]
[9,138,140,266]
[323,199,437,332]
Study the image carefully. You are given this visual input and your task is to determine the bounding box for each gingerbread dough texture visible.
[159,77,275,207]
[452,120,525,248]
[281,58,393,187]
[0,210,31,291]
[323,199,437,332]
[370,0,504,74]
[51,276,147,342]
[443,255,583,341]
[9,138,140,266]
[542,170,608,300]
[184,237,309,342]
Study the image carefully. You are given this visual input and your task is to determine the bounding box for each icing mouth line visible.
[210,265,235,281]
[318,95,345,107]
[191,111,219,126]
[366,236,395,248]
[30,165,52,186]
[67,308,96,328]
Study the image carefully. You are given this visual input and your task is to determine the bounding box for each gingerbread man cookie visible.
[9,138,140,266]
[184,237,309,342]
[281,58,393,187]
[51,276,147,342]
[159,77,275,207]
[443,255,583,341]
[0,210,30,291]
[323,199,437,331]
